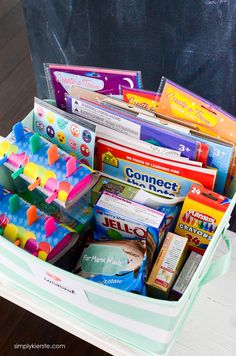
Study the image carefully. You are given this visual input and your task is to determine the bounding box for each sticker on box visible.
[146,232,188,299]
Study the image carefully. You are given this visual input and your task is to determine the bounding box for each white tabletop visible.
[169,230,236,356]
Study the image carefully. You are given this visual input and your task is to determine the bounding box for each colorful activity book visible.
[121,85,235,194]
[157,77,236,143]
[97,139,217,198]
[122,86,199,130]
[157,77,236,178]
[44,63,142,110]
[96,124,204,168]
[34,98,96,168]
[122,86,160,112]
[190,132,234,194]
[66,93,204,161]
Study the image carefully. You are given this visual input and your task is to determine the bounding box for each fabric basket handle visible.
[199,227,231,287]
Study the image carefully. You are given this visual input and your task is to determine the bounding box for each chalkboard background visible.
[22,0,236,229]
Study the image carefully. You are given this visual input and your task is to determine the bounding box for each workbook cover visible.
[122,86,160,112]
[70,85,198,132]
[96,124,205,168]
[97,139,217,198]
[66,94,204,161]
[44,63,143,110]
[158,77,236,144]
[190,132,234,194]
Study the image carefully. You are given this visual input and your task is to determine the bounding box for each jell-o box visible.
[146,232,188,299]
[174,184,230,254]
[94,191,166,272]
[94,191,166,242]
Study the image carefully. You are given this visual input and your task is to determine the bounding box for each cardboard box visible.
[146,232,188,299]
[170,251,202,300]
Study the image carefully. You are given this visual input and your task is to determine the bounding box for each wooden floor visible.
[0,0,35,136]
[0,2,107,355]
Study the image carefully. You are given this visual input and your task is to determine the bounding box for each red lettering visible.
[102,217,146,238]
[133,227,146,238]
[102,217,110,227]
[124,223,133,234]
[110,219,118,229]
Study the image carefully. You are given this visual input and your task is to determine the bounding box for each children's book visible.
[190,131,234,194]
[157,77,236,181]
[121,86,234,191]
[121,86,199,130]
[157,77,236,144]
[122,86,160,112]
[97,139,217,198]
[96,124,204,167]
[70,86,196,134]
[66,94,204,161]
[33,98,96,168]
[44,63,142,110]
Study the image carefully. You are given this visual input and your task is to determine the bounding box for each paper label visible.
[0,241,88,307]
[70,97,141,138]
[158,78,236,144]
[54,71,105,92]
[32,266,88,304]
[96,191,165,228]
[123,91,159,112]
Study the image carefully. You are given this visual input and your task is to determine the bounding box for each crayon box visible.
[175,184,230,254]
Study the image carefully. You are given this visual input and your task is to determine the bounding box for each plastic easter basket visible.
[0,110,235,356]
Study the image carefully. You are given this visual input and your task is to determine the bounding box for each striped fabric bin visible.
[0,196,235,355]
[0,111,235,355]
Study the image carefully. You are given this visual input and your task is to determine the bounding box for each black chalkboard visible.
[22,0,236,114]
[22,0,236,229]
